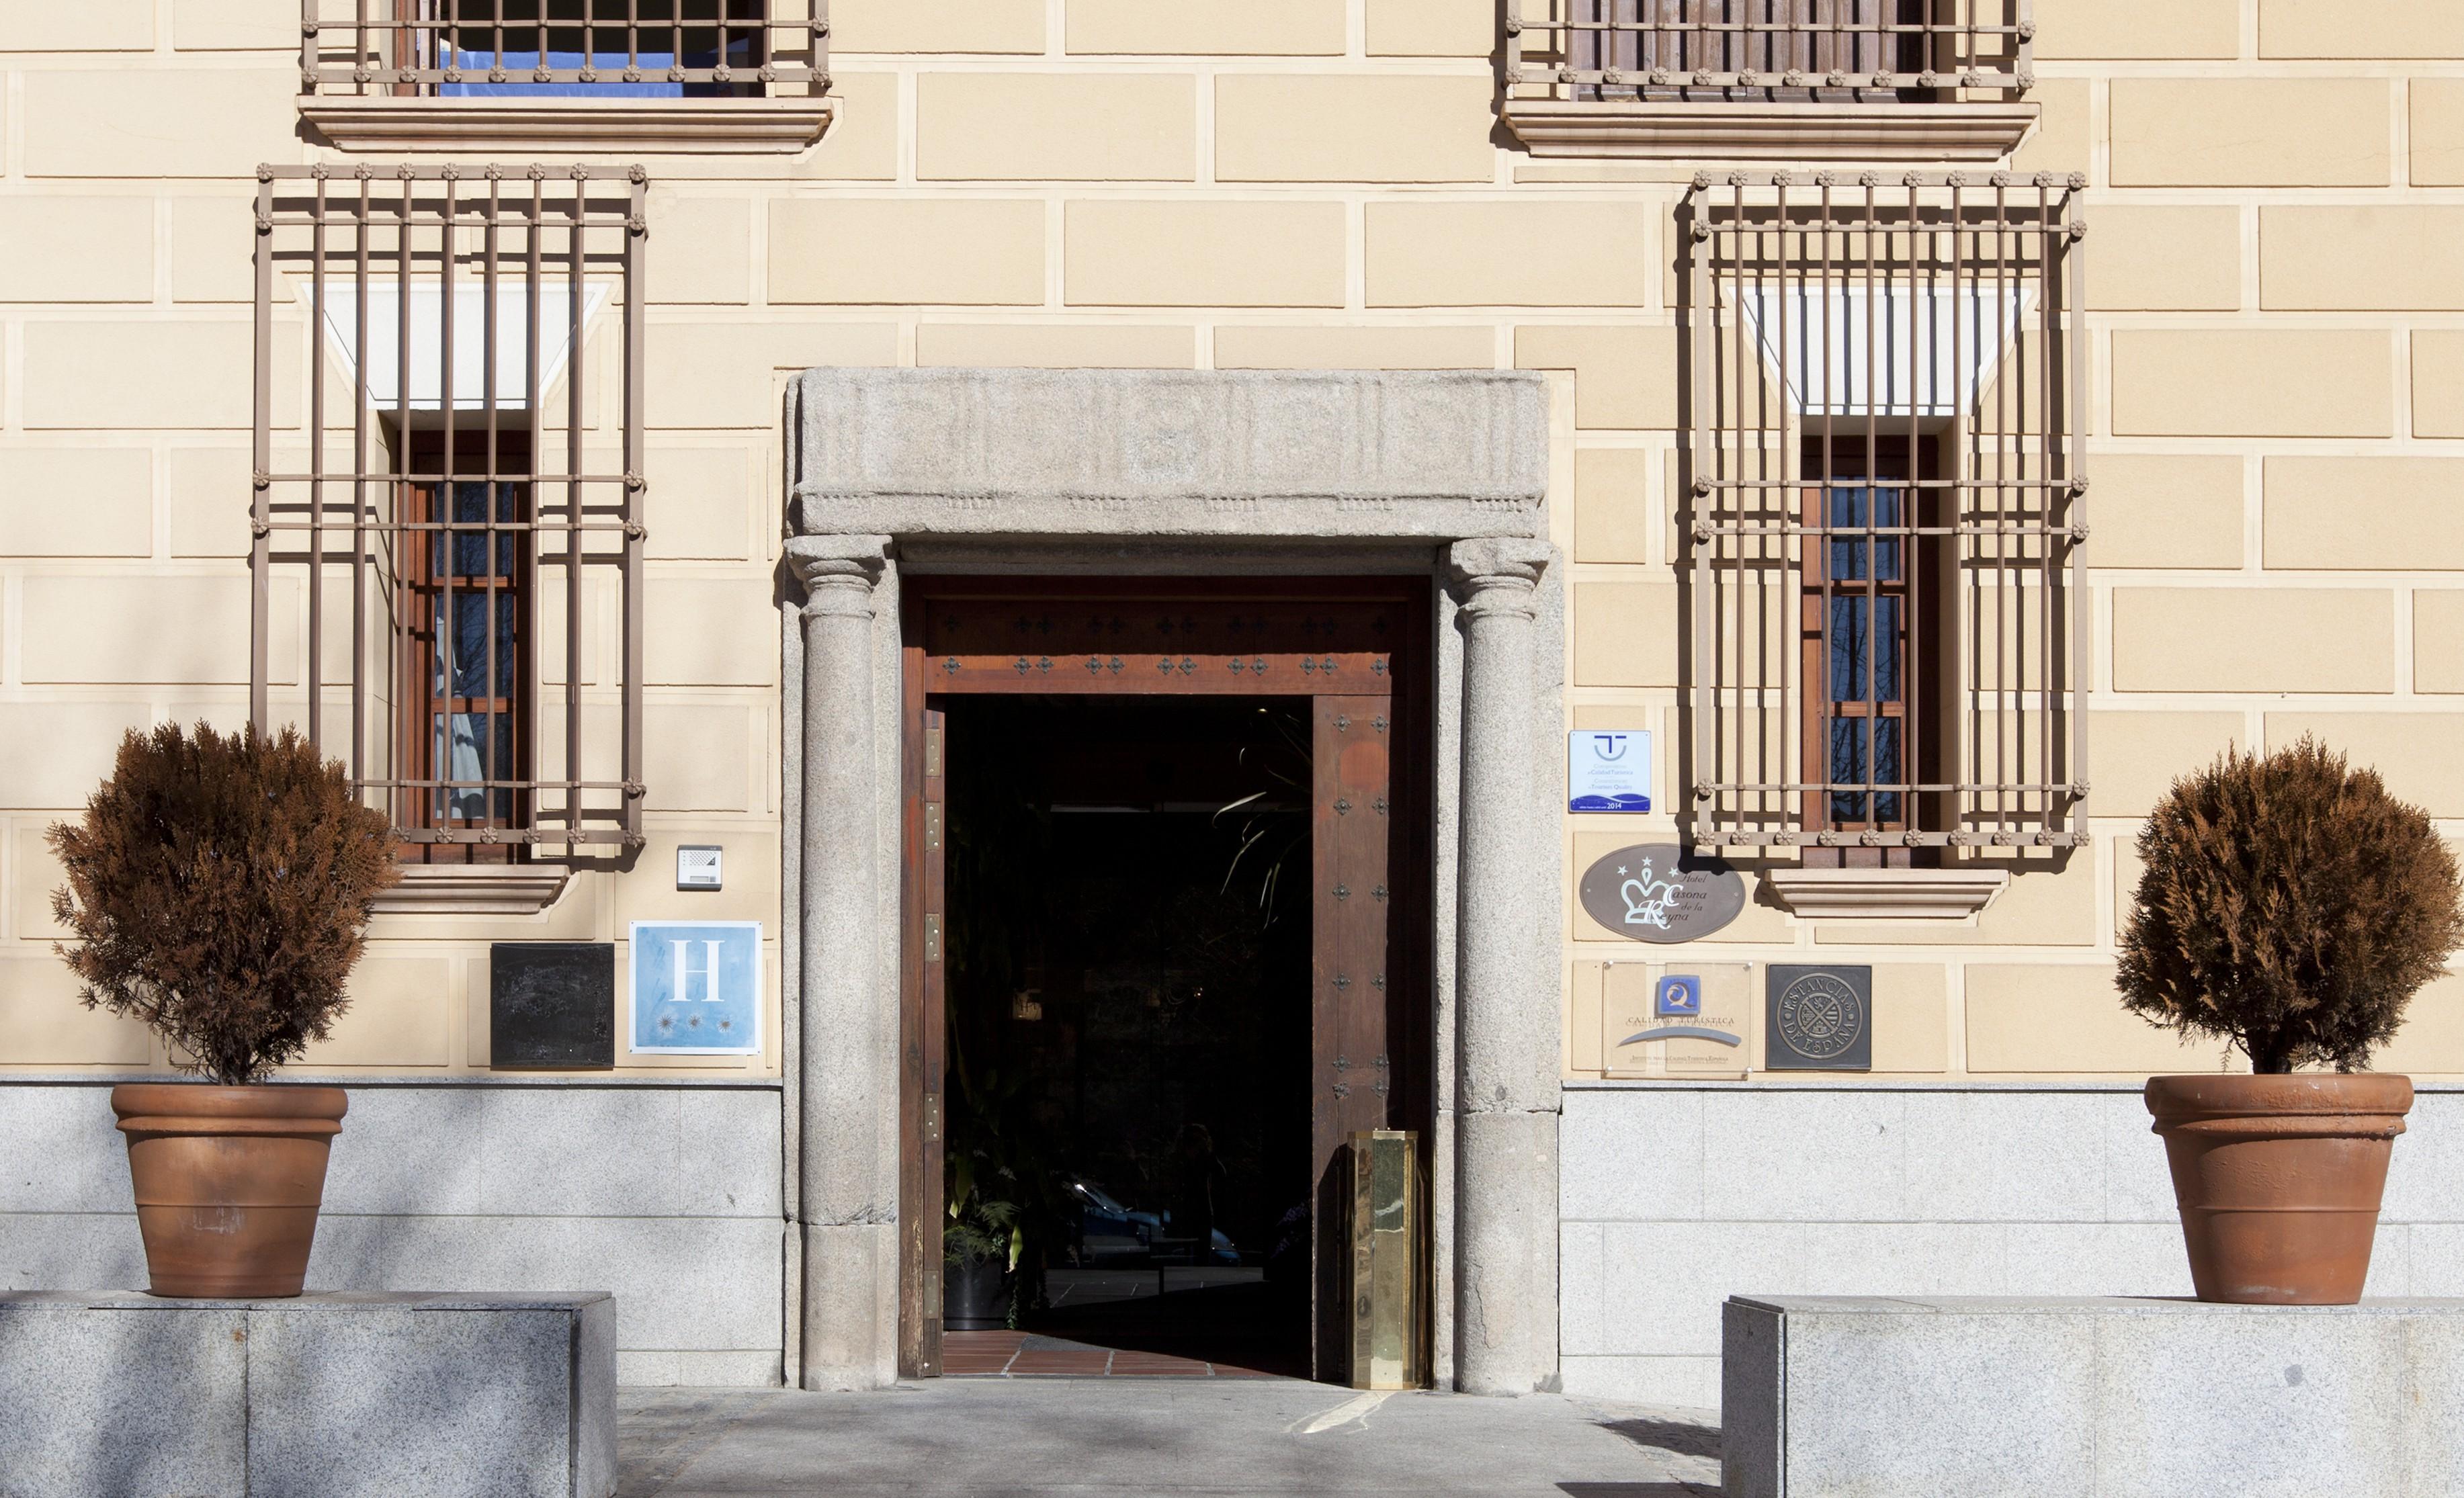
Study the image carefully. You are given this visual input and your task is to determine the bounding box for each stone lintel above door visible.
[788,367,1551,543]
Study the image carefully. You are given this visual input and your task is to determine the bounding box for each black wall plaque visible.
[491,942,615,1069]
[1576,844,1747,943]
[1765,965,1873,1071]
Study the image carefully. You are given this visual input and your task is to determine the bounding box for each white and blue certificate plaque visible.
[1568,730,1652,812]
[628,921,763,1055]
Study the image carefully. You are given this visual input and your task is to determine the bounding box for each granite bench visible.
[1724,1294,2464,1498]
[0,1290,613,1498]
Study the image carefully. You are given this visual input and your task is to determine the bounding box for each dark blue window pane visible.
[432,480,522,580]
[438,592,520,699]
[1820,484,1909,827]
[429,481,523,700]
[1825,485,1904,582]
[1826,595,1904,705]
[1826,715,1904,826]
[439,41,754,97]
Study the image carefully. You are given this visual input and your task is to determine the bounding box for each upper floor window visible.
[299,2,833,154]
[1502,1,2037,163]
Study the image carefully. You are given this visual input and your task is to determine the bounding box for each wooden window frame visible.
[396,431,536,863]
[1796,435,1949,868]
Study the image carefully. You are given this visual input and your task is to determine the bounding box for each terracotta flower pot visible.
[2146,1073,2412,1305]
[111,1083,348,1298]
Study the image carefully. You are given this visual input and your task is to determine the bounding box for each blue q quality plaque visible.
[1568,730,1652,812]
[1656,975,1703,1017]
[630,921,763,1055]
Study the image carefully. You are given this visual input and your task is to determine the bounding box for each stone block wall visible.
[0,1082,785,1386]
[0,0,2454,1286]
[1560,1084,2464,1411]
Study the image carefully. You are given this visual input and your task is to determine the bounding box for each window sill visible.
[372,863,573,917]
[300,95,835,155]
[1501,99,2038,163]
[1765,867,2010,922]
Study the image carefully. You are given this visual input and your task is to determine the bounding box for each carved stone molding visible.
[372,863,571,916]
[1502,100,2039,163]
[790,368,1550,542]
[1447,538,1554,622]
[301,97,835,155]
[1765,867,2012,921]
[787,535,892,619]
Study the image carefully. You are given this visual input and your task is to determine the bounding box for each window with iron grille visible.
[1500,2,2038,161]
[296,3,832,152]
[1682,170,2085,863]
[249,163,646,857]
[302,1,826,98]
[1508,0,2030,100]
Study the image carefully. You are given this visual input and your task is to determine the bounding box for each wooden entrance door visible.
[1311,694,1400,1375]
[898,705,947,1377]
[897,578,1431,1384]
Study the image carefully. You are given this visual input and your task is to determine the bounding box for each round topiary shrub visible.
[49,722,399,1086]
[2118,738,2463,1074]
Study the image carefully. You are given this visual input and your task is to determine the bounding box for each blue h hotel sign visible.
[629,922,763,1055]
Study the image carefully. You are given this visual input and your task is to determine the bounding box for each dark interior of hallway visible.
[941,694,1316,1378]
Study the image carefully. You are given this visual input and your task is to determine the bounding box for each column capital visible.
[1446,537,1553,619]
[788,535,892,619]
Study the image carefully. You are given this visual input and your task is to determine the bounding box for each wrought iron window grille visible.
[1681,169,2086,858]
[1505,0,2033,103]
[298,1,829,99]
[249,162,647,853]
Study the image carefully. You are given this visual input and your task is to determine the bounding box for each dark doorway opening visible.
[897,575,1433,1384]
[940,695,1315,1378]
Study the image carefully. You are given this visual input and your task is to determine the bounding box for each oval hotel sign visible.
[1577,844,1747,944]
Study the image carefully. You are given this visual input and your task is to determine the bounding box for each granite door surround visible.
[779,368,1564,1396]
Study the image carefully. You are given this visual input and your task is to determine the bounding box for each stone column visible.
[785,534,896,1391]
[1446,537,1560,1397]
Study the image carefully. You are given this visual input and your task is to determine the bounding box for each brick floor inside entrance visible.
[942,1330,1292,1379]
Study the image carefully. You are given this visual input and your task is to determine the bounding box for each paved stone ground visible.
[620,1382,1723,1497]
[940,1329,1289,1378]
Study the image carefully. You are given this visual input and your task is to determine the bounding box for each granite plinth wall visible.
[1724,1295,2464,1498]
[1561,1083,2464,1410]
[0,1081,783,1387]
[0,1291,613,1498]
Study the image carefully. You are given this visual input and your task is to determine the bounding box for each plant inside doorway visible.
[2120,738,2463,1304]
[1213,703,1311,925]
[50,723,398,1297]
[942,1042,1048,1331]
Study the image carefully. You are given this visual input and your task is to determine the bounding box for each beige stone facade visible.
[1,0,2455,1086]
[5,0,2464,1409]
